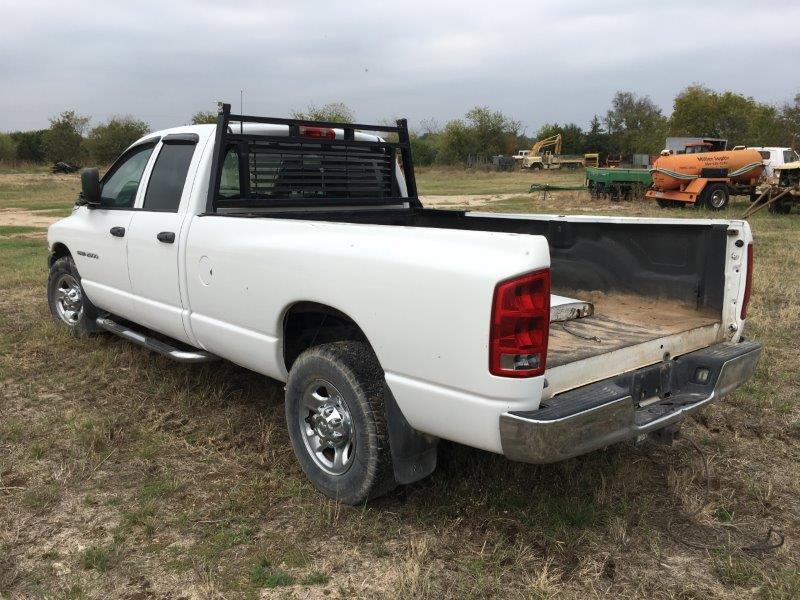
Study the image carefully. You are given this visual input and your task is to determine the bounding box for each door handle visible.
[157,231,176,244]
[109,226,125,237]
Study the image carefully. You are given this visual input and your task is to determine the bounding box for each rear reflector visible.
[299,126,335,140]
[490,269,550,378]
[741,242,753,319]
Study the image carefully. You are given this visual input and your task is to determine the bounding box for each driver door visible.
[76,142,156,317]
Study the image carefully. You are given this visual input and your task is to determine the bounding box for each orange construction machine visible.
[646,147,764,210]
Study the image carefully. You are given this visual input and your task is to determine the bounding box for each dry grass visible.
[416,166,583,196]
[0,169,798,598]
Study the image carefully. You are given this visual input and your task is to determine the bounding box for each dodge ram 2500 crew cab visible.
[47,104,762,504]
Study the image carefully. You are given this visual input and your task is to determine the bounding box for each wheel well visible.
[49,242,71,267]
[283,302,369,371]
[282,301,439,485]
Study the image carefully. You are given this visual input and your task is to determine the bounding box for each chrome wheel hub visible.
[54,274,83,326]
[710,190,726,208]
[300,380,354,475]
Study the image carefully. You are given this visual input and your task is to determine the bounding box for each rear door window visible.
[142,142,196,212]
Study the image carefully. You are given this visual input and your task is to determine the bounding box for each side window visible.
[142,142,197,212]
[759,151,770,160]
[100,144,155,208]
[219,147,241,199]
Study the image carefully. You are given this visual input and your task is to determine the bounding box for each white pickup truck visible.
[47,104,762,504]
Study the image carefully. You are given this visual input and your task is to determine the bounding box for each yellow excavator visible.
[522,134,561,169]
[521,134,599,170]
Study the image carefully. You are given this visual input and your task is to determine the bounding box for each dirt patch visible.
[420,193,530,208]
[0,209,62,227]
[0,172,76,186]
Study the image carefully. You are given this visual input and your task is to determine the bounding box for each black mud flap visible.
[384,385,438,485]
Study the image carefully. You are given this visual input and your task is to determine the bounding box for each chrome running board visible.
[95,316,219,363]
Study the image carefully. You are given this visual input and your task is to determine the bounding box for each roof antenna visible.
[240,89,244,134]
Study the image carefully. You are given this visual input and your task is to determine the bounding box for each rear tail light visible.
[490,269,550,378]
[741,242,753,319]
[299,126,335,140]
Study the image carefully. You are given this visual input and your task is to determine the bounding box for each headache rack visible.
[205,103,420,213]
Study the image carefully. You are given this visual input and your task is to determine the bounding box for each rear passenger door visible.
[126,134,199,343]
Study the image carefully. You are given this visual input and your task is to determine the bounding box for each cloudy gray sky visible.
[2,0,798,134]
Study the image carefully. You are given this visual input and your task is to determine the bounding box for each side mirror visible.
[80,168,101,207]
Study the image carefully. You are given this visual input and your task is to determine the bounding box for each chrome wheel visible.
[709,188,727,209]
[54,273,83,326]
[299,379,355,475]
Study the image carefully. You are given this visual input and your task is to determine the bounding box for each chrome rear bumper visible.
[499,340,762,464]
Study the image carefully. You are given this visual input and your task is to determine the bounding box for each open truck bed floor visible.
[548,292,719,368]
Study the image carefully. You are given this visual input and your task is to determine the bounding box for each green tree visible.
[436,118,472,165]
[747,104,785,147]
[409,133,438,166]
[191,111,218,125]
[780,93,800,148]
[291,102,355,123]
[584,115,611,158]
[670,85,786,147]
[85,116,150,164]
[10,130,46,162]
[604,91,668,154]
[44,110,90,163]
[436,107,521,164]
[465,106,521,156]
[669,85,719,139]
[0,133,16,162]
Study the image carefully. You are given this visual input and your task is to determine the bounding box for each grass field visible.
[0,167,798,598]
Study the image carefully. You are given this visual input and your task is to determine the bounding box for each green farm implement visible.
[586,167,652,200]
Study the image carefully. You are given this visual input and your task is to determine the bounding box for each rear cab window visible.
[218,147,241,199]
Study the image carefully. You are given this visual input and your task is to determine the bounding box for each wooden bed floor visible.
[548,292,720,368]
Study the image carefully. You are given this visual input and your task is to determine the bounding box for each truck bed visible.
[222,206,732,395]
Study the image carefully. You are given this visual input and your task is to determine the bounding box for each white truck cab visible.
[746,146,800,178]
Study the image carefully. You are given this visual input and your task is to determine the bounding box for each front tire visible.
[285,341,396,504]
[47,256,99,337]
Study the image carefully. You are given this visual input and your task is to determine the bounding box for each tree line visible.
[0,104,359,165]
[1,87,798,166]
[411,86,800,166]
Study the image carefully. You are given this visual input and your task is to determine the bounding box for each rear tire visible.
[285,341,396,504]
[47,256,99,337]
[702,183,729,210]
